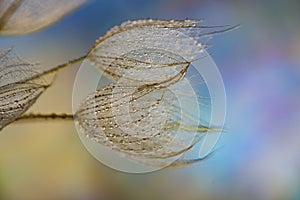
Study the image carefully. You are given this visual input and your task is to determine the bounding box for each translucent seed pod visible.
[0,48,51,130]
[0,0,88,35]
[88,19,238,85]
[74,76,219,169]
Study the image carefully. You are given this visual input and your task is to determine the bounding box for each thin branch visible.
[15,113,74,123]
[14,55,87,85]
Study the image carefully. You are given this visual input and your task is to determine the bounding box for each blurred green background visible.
[1,0,300,199]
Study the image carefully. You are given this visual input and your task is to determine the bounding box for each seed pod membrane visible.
[75,80,215,166]
[88,19,236,85]
[0,0,88,35]
[0,48,50,130]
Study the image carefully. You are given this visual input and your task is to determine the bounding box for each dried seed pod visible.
[0,0,88,35]
[74,77,218,167]
[88,19,237,84]
[0,48,50,130]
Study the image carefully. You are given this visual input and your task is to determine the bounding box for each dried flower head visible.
[88,19,237,85]
[0,0,88,35]
[74,76,218,167]
[0,48,51,130]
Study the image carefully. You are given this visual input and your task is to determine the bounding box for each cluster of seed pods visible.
[0,18,235,168]
[74,19,233,168]
[0,0,88,129]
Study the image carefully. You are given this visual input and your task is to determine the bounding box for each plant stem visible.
[15,113,74,123]
[39,55,87,77]
[13,55,87,85]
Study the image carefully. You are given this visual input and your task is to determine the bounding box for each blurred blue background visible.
[1,0,300,199]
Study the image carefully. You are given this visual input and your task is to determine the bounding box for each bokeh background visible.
[1,0,300,199]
